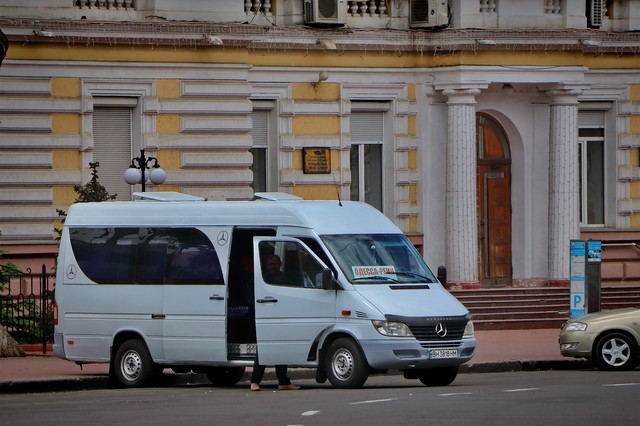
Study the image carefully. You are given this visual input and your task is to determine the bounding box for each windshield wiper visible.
[394,272,435,283]
[352,276,400,283]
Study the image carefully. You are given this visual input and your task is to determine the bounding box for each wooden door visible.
[477,114,512,287]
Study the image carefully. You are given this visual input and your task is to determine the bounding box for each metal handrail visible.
[601,242,640,252]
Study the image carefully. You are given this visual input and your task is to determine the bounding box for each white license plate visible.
[429,349,458,359]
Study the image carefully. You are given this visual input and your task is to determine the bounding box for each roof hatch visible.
[133,192,206,202]
[253,192,303,201]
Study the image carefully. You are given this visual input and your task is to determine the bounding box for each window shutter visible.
[350,112,383,142]
[93,107,132,200]
[250,109,269,191]
[578,110,605,128]
[250,110,268,147]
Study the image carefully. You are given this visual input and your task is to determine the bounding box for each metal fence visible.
[0,265,55,353]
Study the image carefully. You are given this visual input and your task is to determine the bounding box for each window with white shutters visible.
[250,109,268,192]
[578,110,605,226]
[93,105,134,201]
[350,110,384,211]
[250,101,277,192]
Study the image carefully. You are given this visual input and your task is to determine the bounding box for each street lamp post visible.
[123,149,167,192]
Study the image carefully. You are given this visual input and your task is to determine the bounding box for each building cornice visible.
[2,18,640,55]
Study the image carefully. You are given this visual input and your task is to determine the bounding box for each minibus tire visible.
[418,366,458,386]
[325,338,368,389]
[113,339,155,388]
[206,366,246,386]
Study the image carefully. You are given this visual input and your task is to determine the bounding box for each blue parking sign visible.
[569,240,586,318]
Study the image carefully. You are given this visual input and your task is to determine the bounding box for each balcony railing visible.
[347,1,388,17]
[75,1,134,9]
[65,0,613,29]
[73,1,390,19]
[544,0,561,15]
[243,1,389,18]
[480,0,496,14]
[245,0,272,17]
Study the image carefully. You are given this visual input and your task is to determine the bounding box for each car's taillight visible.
[53,300,58,326]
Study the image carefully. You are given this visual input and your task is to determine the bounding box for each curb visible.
[0,359,595,394]
[0,377,109,394]
[459,359,594,374]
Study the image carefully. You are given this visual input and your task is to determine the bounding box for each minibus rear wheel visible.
[206,366,246,386]
[113,339,155,388]
[418,366,459,386]
[325,337,369,389]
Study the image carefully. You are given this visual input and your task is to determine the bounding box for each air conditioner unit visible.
[303,0,346,27]
[587,0,603,28]
[410,0,449,29]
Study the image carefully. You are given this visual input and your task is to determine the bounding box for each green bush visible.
[55,161,117,239]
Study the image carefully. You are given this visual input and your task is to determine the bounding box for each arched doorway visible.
[476,113,512,287]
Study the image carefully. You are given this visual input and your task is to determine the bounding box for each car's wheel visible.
[113,339,156,388]
[205,366,246,386]
[324,337,369,389]
[595,332,638,370]
[418,366,459,386]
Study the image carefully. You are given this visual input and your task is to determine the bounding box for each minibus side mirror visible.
[437,266,447,285]
[321,268,341,290]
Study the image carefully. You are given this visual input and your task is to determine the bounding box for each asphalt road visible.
[1,370,639,426]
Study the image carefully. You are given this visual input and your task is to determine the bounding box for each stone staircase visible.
[449,285,640,330]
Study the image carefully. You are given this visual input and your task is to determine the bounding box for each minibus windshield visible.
[321,234,437,284]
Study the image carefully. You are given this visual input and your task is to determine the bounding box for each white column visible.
[547,89,582,283]
[443,89,480,286]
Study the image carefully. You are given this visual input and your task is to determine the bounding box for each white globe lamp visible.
[124,167,142,185]
[149,167,167,185]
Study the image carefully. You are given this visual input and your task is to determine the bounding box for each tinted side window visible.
[164,229,222,284]
[69,227,223,285]
[258,240,324,289]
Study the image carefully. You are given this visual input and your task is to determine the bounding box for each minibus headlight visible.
[463,320,475,337]
[372,320,414,337]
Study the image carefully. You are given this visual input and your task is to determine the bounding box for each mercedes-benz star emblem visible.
[435,322,447,337]
[66,264,77,280]
[217,230,229,246]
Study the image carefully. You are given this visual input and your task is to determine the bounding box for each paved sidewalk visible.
[0,328,592,393]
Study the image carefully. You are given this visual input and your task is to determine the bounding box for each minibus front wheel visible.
[324,337,369,389]
[113,339,155,388]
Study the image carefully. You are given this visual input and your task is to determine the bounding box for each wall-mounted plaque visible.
[303,147,331,174]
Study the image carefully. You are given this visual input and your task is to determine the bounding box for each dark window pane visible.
[164,228,223,284]
[258,240,324,288]
[137,228,168,284]
[70,228,138,284]
[578,144,583,223]
[579,128,604,137]
[364,144,382,211]
[586,141,604,224]
[70,227,223,285]
[350,145,359,201]
[250,147,267,192]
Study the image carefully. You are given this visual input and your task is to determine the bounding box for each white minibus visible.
[53,192,476,388]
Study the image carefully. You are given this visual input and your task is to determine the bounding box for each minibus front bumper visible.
[359,337,476,370]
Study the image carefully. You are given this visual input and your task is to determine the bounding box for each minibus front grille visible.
[408,324,466,341]
[420,341,462,350]
[385,314,469,342]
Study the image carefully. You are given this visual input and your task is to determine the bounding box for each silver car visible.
[559,307,640,370]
